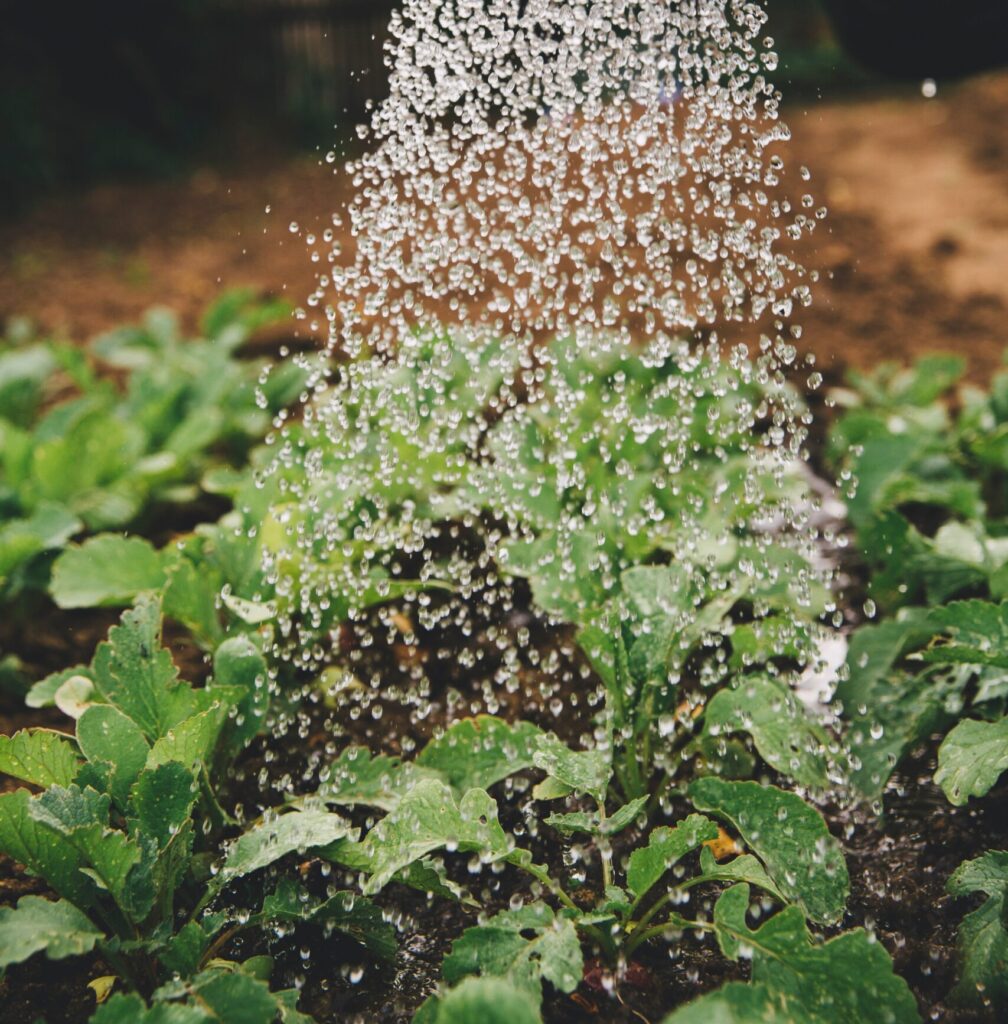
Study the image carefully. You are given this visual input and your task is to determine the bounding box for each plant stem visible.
[597,800,613,892]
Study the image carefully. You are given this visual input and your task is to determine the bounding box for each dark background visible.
[4,1,1004,218]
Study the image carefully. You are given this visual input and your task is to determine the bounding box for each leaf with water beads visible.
[531,736,611,804]
[626,813,719,901]
[0,728,82,788]
[315,746,443,813]
[28,784,156,923]
[416,717,545,794]
[935,717,1008,806]
[946,850,1008,1010]
[545,795,648,838]
[918,600,1008,669]
[90,596,203,743]
[668,884,920,1024]
[702,675,831,790]
[417,976,542,1024]
[258,877,397,961]
[443,902,583,1001]
[0,895,103,968]
[358,779,511,895]
[214,809,355,892]
[688,778,849,926]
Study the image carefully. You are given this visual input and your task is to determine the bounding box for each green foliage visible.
[688,778,849,925]
[662,885,919,1024]
[0,895,103,968]
[946,852,1008,1010]
[0,292,301,601]
[0,596,375,1021]
[936,717,1008,805]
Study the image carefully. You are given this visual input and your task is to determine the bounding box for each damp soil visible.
[0,538,1005,1023]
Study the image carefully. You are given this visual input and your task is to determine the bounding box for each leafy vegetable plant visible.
[0,596,391,1021]
[301,716,917,1024]
[0,292,304,604]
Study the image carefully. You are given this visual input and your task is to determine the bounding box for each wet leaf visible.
[532,736,611,803]
[315,747,441,813]
[0,728,82,788]
[699,884,920,1023]
[0,789,96,908]
[258,878,396,960]
[90,596,200,741]
[0,896,103,967]
[216,809,354,890]
[545,795,647,838]
[936,717,1008,805]
[77,705,149,807]
[443,902,582,1000]
[703,675,831,789]
[359,779,510,895]
[947,851,1008,1010]
[423,976,541,1024]
[689,778,849,925]
[626,813,718,901]
[417,717,544,793]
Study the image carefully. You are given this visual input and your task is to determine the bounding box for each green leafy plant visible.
[0,596,391,1021]
[0,292,305,603]
[298,715,915,1024]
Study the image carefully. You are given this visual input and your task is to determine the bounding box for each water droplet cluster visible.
[260,0,828,742]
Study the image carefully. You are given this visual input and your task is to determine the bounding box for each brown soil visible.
[1,73,1007,378]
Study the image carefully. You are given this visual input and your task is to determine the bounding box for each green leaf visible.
[216,809,354,890]
[626,814,718,901]
[936,718,1008,806]
[77,705,150,807]
[443,902,582,1000]
[0,729,82,788]
[427,976,542,1024]
[947,851,1008,1009]
[50,536,169,609]
[29,785,154,921]
[836,612,962,798]
[708,886,920,1024]
[25,664,91,709]
[129,762,197,848]
[145,704,230,772]
[211,636,269,753]
[0,789,96,908]
[159,967,290,1024]
[0,895,103,967]
[258,878,396,960]
[920,600,1008,669]
[416,717,544,793]
[531,736,611,803]
[315,747,441,813]
[688,778,849,925]
[360,779,510,895]
[92,993,210,1023]
[703,676,831,789]
[0,503,81,580]
[164,558,224,648]
[91,597,199,741]
[545,795,647,838]
[660,981,792,1023]
[697,846,786,903]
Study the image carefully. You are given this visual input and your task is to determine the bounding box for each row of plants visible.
[0,307,1004,1021]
